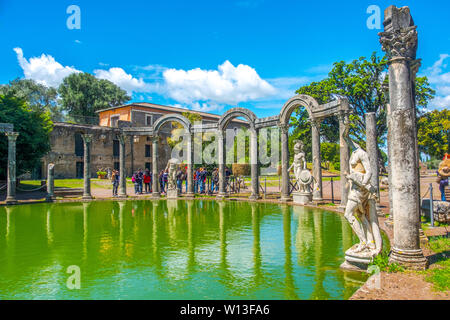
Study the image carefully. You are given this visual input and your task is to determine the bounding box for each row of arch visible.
[115,94,350,204]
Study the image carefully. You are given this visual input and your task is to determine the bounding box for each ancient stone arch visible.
[279,94,319,125]
[218,107,257,131]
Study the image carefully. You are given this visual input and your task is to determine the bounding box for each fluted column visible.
[249,128,260,200]
[81,134,93,200]
[5,132,19,205]
[338,112,350,208]
[311,119,323,201]
[151,136,160,198]
[118,134,128,198]
[217,130,227,198]
[280,124,290,201]
[379,5,427,269]
[186,133,194,197]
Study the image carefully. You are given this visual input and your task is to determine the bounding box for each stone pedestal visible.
[167,189,179,199]
[340,244,374,272]
[293,192,312,205]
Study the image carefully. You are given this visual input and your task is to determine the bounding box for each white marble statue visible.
[165,158,180,191]
[343,125,382,259]
[289,140,312,193]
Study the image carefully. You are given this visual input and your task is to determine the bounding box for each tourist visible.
[132,171,139,194]
[194,168,199,193]
[437,154,449,202]
[111,170,119,196]
[212,168,219,193]
[163,169,169,193]
[176,167,183,193]
[159,170,164,194]
[200,168,207,194]
[137,169,144,194]
[225,167,231,192]
[144,169,151,194]
[184,167,188,193]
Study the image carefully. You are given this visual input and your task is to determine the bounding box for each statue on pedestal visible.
[341,124,383,271]
[290,140,313,205]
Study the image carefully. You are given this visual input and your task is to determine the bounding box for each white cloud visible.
[423,54,450,109]
[94,67,149,94]
[13,47,80,87]
[162,60,276,105]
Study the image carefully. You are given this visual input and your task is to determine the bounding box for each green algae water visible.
[0,200,367,300]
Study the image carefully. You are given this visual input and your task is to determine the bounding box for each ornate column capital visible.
[278,123,289,135]
[378,6,417,60]
[117,133,128,144]
[5,132,19,141]
[81,133,93,144]
[310,118,322,129]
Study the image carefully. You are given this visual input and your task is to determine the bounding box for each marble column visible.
[365,112,382,214]
[217,130,227,198]
[46,163,55,201]
[379,5,427,269]
[249,128,260,200]
[118,134,127,198]
[311,119,323,201]
[151,136,160,198]
[338,112,350,208]
[186,133,194,197]
[279,124,290,201]
[5,132,19,205]
[81,134,93,200]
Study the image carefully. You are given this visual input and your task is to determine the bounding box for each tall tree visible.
[417,109,450,159]
[58,73,130,124]
[0,95,53,179]
[0,78,62,121]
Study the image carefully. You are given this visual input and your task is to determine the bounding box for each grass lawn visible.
[20,178,135,189]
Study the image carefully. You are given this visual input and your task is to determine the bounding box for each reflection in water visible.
[0,200,367,299]
[282,205,298,300]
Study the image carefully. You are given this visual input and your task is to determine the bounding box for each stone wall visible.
[41,123,172,178]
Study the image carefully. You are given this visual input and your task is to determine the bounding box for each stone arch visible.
[153,114,192,134]
[218,107,257,131]
[279,94,319,125]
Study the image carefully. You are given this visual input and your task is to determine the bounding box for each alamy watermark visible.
[169,123,280,175]
[366,5,381,30]
[66,265,81,290]
[66,5,81,30]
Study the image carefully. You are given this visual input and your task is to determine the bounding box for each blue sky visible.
[1,0,449,117]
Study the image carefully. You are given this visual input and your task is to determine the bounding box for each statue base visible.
[389,247,428,270]
[292,192,312,205]
[167,189,179,199]
[340,244,375,272]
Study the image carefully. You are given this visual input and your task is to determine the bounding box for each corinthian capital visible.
[378,6,417,60]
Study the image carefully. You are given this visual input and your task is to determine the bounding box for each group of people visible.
[132,169,152,195]
[110,165,234,196]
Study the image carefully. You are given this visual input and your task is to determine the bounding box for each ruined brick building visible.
[40,103,246,179]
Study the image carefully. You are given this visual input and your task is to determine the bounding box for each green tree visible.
[417,109,450,158]
[0,95,53,179]
[294,52,435,169]
[0,78,62,121]
[58,73,130,124]
[321,142,340,170]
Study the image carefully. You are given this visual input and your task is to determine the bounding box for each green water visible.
[0,200,367,300]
